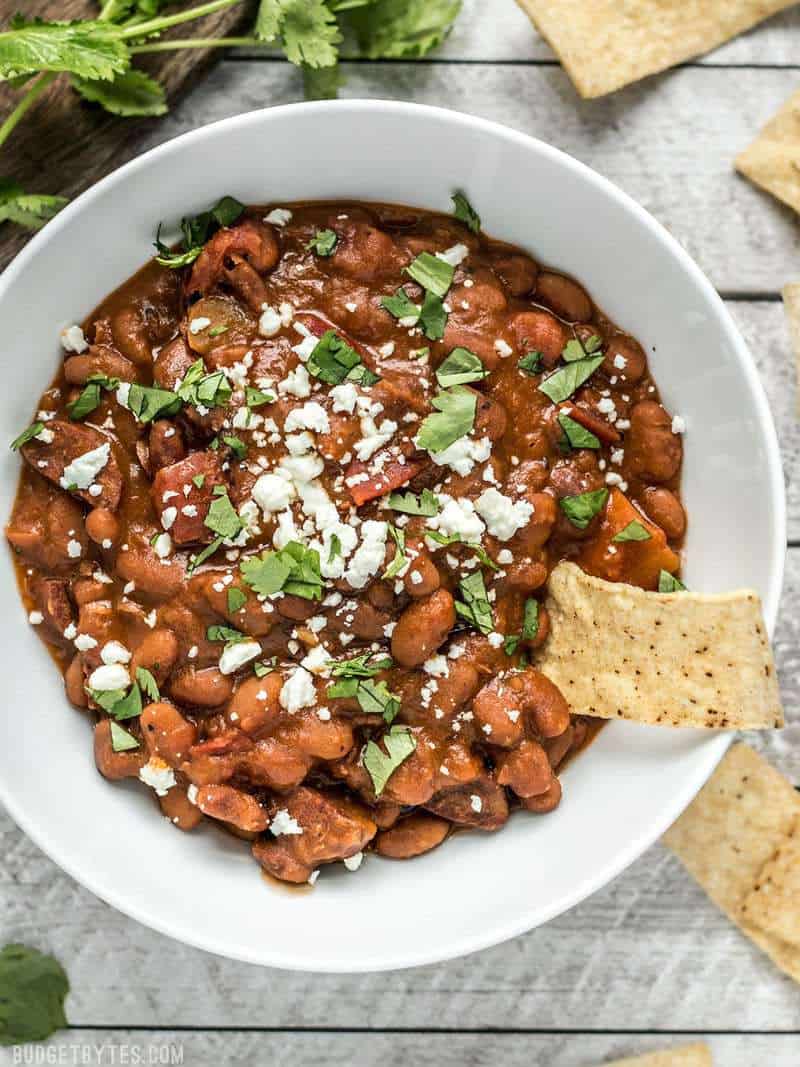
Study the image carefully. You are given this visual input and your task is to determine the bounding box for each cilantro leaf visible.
[10,421,44,450]
[424,529,499,572]
[245,385,274,408]
[382,524,407,580]
[329,652,393,679]
[302,61,342,100]
[612,520,651,543]
[348,0,461,59]
[227,587,247,614]
[71,68,166,117]
[659,570,687,593]
[207,624,245,646]
[240,542,323,600]
[110,720,140,752]
[0,178,66,231]
[187,536,223,574]
[135,667,160,702]
[419,291,447,340]
[381,287,420,324]
[204,489,244,542]
[387,487,440,516]
[222,434,247,459]
[0,17,128,81]
[455,570,494,635]
[108,682,142,721]
[66,377,113,420]
[504,597,540,655]
[404,251,454,298]
[254,0,283,40]
[435,347,486,388]
[307,329,364,385]
[559,487,609,530]
[538,355,604,404]
[451,190,480,233]
[362,726,417,795]
[155,196,244,270]
[0,943,69,1046]
[517,350,542,376]
[558,412,600,450]
[306,228,337,256]
[127,382,181,423]
[416,385,476,454]
[280,0,341,68]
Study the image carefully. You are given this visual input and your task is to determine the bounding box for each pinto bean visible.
[158,787,204,830]
[536,272,592,323]
[403,551,440,598]
[625,402,682,484]
[511,668,571,739]
[489,250,538,296]
[234,737,311,790]
[278,711,355,761]
[85,508,120,547]
[382,732,439,806]
[602,334,646,383]
[65,654,88,707]
[521,776,562,814]
[543,724,574,770]
[227,672,283,735]
[391,588,455,668]
[111,306,155,365]
[186,295,256,354]
[195,784,268,832]
[149,420,186,471]
[72,577,108,606]
[376,814,450,858]
[115,545,184,597]
[64,348,137,384]
[275,594,317,622]
[331,222,398,283]
[94,719,145,779]
[505,560,548,593]
[495,739,553,798]
[154,335,195,392]
[170,666,233,708]
[510,491,557,555]
[32,576,74,638]
[140,700,197,765]
[7,486,89,574]
[425,777,509,830]
[641,487,686,540]
[428,658,481,720]
[472,679,525,748]
[510,310,569,368]
[130,628,179,685]
[472,390,507,441]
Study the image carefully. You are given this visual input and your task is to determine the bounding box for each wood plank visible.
[17,1032,800,1066]
[0,0,256,270]
[1,551,798,1030]
[128,61,800,296]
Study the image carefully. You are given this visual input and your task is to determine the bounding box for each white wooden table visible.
[2,4,799,1063]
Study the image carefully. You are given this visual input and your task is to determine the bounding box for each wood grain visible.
[17,1032,800,1066]
[0,0,255,267]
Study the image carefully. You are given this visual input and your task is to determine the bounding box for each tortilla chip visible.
[603,1044,711,1067]
[741,818,800,948]
[514,0,796,98]
[782,283,800,417]
[537,563,783,729]
[736,90,800,214]
[663,744,800,983]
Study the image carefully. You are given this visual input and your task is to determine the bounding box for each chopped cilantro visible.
[240,542,323,600]
[306,228,338,256]
[155,195,244,269]
[424,529,499,572]
[419,291,447,340]
[306,329,370,386]
[435,347,487,388]
[10,422,44,450]
[387,487,440,517]
[203,489,243,542]
[328,532,342,564]
[451,190,480,233]
[558,412,600,450]
[559,487,609,530]
[227,587,247,614]
[612,520,651,543]
[659,570,687,593]
[404,251,454,298]
[517,350,542,377]
[192,474,206,490]
[363,726,417,796]
[381,287,420,323]
[0,942,69,1045]
[245,386,274,409]
[416,385,476,454]
[382,524,407,580]
[127,383,181,423]
[109,721,139,753]
[135,667,160,703]
[222,434,247,459]
[66,374,118,420]
[207,624,245,648]
[454,570,494,635]
[538,354,604,404]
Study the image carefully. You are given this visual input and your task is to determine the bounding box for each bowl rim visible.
[0,98,786,972]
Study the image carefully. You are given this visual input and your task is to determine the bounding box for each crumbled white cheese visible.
[278,365,312,398]
[426,434,492,477]
[423,655,449,678]
[66,539,82,558]
[258,305,282,337]
[613,353,628,370]
[300,644,331,675]
[63,623,78,641]
[494,339,513,359]
[331,382,358,414]
[344,851,363,871]
[74,633,98,652]
[436,243,469,266]
[28,610,43,625]
[429,495,485,543]
[59,443,110,491]
[88,663,130,691]
[470,794,483,813]
[344,520,388,589]
[153,533,172,559]
[219,639,261,675]
[487,632,504,649]
[671,414,686,434]
[279,666,317,712]
[354,416,397,461]
[61,324,88,353]
[161,506,177,531]
[475,487,533,541]
[100,640,131,666]
[285,401,330,435]
[270,807,303,835]
[265,208,292,226]
[139,757,176,797]
[189,316,211,335]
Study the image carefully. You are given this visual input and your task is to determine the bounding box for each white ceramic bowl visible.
[0,101,785,973]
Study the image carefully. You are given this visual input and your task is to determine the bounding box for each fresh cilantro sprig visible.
[239,541,323,600]
[0,943,69,1045]
[362,726,416,795]
[0,1,463,231]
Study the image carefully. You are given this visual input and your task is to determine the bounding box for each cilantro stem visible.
[129,36,262,54]
[121,0,242,39]
[0,72,56,150]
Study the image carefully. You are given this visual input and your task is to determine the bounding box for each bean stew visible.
[6,195,684,884]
